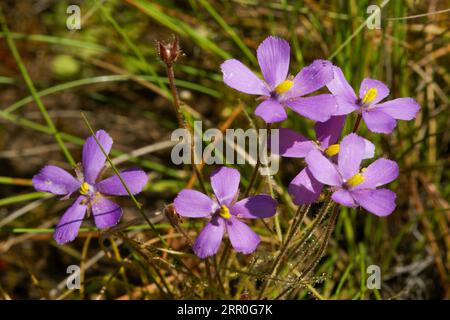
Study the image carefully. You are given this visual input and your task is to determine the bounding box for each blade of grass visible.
[0,32,111,53]
[0,32,223,86]
[0,192,52,207]
[0,8,75,166]
[3,75,221,114]
[333,261,354,298]
[328,0,390,60]
[0,76,15,84]
[126,0,231,60]
[197,0,256,64]
[98,2,168,94]
[0,110,183,178]
[0,177,32,186]
[0,223,169,234]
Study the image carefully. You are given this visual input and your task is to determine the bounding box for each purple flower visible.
[275,116,375,205]
[305,133,399,216]
[221,36,336,124]
[327,66,420,133]
[32,130,148,244]
[173,167,277,258]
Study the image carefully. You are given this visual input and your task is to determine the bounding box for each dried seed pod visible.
[164,204,193,245]
[157,36,182,65]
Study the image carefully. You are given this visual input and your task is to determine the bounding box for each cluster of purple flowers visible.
[172,37,419,258]
[33,36,419,259]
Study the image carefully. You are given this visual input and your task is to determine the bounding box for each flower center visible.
[362,87,377,105]
[324,144,340,157]
[274,80,294,94]
[218,204,231,219]
[346,173,365,187]
[79,182,92,195]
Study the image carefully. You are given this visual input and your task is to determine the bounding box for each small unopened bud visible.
[157,36,181,65]
[164,204,193,245]
[164,203,182,228]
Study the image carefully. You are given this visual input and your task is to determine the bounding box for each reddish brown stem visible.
[352,113,362,133]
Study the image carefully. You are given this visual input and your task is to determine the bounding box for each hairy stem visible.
[244,123,271,197]
[244,162,261,197]
[257,205,309,299]
[276,204,339,299]
[165,63,186,129]
[163,61,207,194]
[299,204,339,278]
[288,199,333,263]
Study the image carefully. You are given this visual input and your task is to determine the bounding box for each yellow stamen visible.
[362,87,378,104]
[219,204,231,219]
[80,182,90,195]
[274,80,294,94]
[324,144,340,157]
[347,173,365,187]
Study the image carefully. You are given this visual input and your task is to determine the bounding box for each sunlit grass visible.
[0,0,448,300]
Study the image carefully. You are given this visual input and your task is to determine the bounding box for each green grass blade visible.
[0,192,52,207]
[0,176,33,186]
[98,2,168,94]
[0,110,182,178]
[197,0,256,64]
[0,32,111,53]
[127,0,231,60]
[0,8,76,166]
[3,75,221,114]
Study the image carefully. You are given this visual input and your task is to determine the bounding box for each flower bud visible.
[157,36,181,65]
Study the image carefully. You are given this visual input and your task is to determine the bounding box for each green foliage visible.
[0,0,448,300]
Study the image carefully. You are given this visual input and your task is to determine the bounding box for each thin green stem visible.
[204,258,215,297]
[80,112,166,245]
[0,224,169,234]
[213,255,226,296]
[257,205,309,299]
[289,199,333,260]
[277,204,340,299]
[3,75,220,115]
[299,204,339,278]
[266,169,282,242]
[81,112,199,288]
[163,58,208,194]
[99,3,168,94]
[244,161,261,197]
[328,0,390,60]
[197,0,256,64]
[126,0,231,60]
[219,242,231,269]
[0,192,52,207]
[305,283,325,300]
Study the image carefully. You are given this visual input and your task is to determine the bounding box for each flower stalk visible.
[158,36,207,194]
